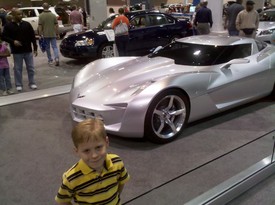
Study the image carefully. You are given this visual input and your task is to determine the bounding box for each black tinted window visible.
[22,9,36,17]
[131,15,146,28]
[149,15,168,26]
[100,16,117,29]
[38,9,44,14]
[167,16,175,24]
[151,42,252,66]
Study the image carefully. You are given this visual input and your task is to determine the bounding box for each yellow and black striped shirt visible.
[55,154,130,205]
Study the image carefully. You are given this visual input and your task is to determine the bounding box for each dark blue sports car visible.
[60,11,192,59]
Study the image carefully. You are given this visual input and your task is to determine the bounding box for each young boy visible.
[55,119,130,205]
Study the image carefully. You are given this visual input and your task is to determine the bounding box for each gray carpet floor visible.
[0,94,274,205]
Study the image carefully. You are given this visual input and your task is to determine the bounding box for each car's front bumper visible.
[60,43,98,58]
[69,86,152,138]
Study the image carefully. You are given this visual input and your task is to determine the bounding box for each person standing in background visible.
[123,5,129,13]
[0,8,7,30]
[0,39,13,95]
[193,0,213,35]
[192,3,202,35]
[79,7,87,29]
[236,0,259,38]
[224,0,244,36]
[2,8,38,92]
[112,8,130,56]
[109,8,116,17]
[70,5,83,33]
[38,2,60,66]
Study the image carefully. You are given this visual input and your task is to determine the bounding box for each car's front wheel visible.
[98,43,114,58]
[145,89,190,144]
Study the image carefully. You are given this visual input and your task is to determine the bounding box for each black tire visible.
[144,89,190,144]
[98,43,114,58]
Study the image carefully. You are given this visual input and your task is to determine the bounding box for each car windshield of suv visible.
[260,10,275,21]
[150,42,251,66]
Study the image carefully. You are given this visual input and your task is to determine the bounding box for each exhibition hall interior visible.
[0,0,275,204]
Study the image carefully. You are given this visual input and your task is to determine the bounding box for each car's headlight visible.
[131,80,156,96]
[259,29,275,36]
[75,38,94,47]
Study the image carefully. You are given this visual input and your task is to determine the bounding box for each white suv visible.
[15,7,72,38]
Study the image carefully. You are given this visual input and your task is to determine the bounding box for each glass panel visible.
[149,14,168,26]
[131,15,146,28]
[150,42,252,66]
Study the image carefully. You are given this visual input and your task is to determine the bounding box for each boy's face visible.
[75,136,109,171]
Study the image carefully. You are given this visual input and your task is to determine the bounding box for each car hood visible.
[74,56,201,106]
[67,27,105,39]
[258,21,275,30]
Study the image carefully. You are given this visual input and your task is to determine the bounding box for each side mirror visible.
[148,46,163,58]
[153,46,163,54]
[221,58,250,69]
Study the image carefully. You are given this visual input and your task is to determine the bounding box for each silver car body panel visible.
[70,35,275,138]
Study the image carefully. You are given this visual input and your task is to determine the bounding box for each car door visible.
[147,14,171,47]
[21,8,39,32]
[208,43,273,110]
[128,14,152,55]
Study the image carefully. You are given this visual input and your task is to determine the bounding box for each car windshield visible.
[149,42,252,66]
[98,15,117,29]
[260,10,275,21]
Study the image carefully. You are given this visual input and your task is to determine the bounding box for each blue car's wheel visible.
[145,89,190,144]
[98,43,114,58]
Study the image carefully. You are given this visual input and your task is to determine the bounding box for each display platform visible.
[0,94,274,205]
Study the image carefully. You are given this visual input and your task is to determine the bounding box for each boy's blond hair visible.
[72,119,106,147]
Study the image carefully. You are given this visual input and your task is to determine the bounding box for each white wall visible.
[89,0,108,29]
[208,0,224,32]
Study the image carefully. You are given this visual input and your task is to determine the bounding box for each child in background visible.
[0,39,13,95]
[55,119,130,205]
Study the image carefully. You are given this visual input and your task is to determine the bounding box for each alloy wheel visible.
[151,95,186,139]
[101,45,114,58]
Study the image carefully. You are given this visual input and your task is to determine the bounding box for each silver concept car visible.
[70,35,275,143]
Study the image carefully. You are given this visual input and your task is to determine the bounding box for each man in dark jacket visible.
[224,0,244,36]
[2,8,38,92]
[194,0,213,35]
